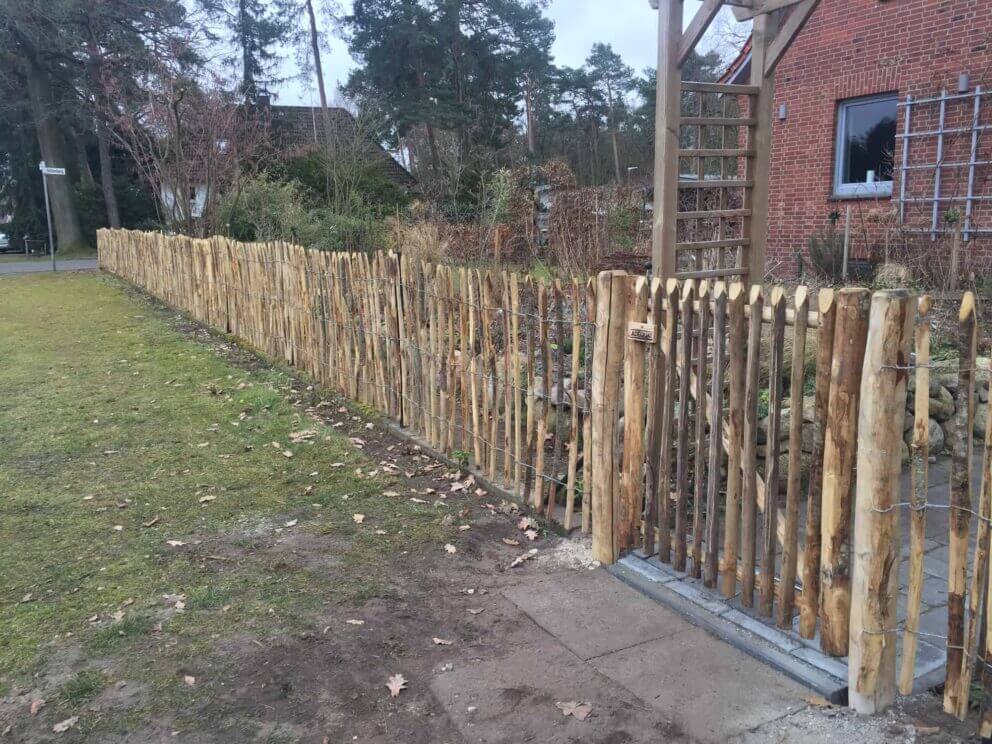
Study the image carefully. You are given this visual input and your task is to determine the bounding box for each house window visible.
[833,93,897,198]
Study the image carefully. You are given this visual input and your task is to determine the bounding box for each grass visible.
[0,272,447,709]
[0,244,97,263]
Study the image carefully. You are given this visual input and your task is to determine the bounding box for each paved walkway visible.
[0,259,98,275]
[434,563,930,743]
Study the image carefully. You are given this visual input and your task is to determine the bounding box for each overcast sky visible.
[272,0,713,107]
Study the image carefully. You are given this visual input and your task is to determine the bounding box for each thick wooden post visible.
[819,287,870,656]
[591,271,628,564]
[650,0,683,278]
[848,289,913,715]
[744,12,778,283]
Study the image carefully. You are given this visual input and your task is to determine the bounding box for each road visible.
[0,259,98,275]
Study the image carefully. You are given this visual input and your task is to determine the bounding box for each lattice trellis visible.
[897,86,992,241]
[651,0,821,283]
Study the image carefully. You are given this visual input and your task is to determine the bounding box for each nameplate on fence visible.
[626,322,656,344]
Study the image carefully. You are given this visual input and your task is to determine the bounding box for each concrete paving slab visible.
[502,569,691,660]
[430,638,690,744]
[589,626,811,743]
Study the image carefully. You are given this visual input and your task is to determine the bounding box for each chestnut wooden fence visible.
[99,229,992,726]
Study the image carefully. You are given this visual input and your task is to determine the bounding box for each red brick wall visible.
[768,0,992,279]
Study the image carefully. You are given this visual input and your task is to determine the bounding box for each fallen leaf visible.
[346,619,365,626]
[383,490,400,497]
[29,699,46,716]
[112,525,124,531]
[501,538,520,546]
[524,529,539,541]
[444,543,457,554]
[183,675,196,687]
[53,716,79,733]
[517,517,537,531]
[458,524,471,531]
[198,495,216,504]
[556,701,592,721]
[386,673,408,697]
[466,608,484,615]
[284,519,298,528]
[142,516,160,528]
[510,548,538,568]
[431,637,453,646]
[353,513,365,524]
[166,540,186,547]
[802,694,833,708]
[282,450,294,458]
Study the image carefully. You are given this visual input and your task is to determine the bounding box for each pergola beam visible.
[763,0,820,77]
[678,0,724,67]
[732,0,805,21]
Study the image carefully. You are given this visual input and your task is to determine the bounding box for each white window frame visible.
[833,93,897,199]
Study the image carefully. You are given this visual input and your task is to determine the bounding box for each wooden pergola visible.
[650,0,821,283]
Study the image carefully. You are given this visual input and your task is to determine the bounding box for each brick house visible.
[722,0,992,280]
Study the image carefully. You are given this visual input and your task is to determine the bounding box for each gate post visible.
[591,271,628,564]
[848,289,914,715]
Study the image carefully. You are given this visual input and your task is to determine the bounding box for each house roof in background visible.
[266,104,416,188]
[719,37,752,85]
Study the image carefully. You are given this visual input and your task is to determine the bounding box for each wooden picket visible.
[99,229,992,732]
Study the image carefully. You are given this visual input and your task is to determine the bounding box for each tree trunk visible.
[425,121,441,174]
[73,131,96,188]
[87,20,121,228]
[305,0,336,156]
[610,123,622,183]
[524,74,536,156]
[96,118,120,228]
[24,55,84,250]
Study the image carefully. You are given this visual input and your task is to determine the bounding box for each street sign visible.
[38,161,65,271]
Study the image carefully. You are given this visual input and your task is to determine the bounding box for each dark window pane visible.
[841,97,896,184]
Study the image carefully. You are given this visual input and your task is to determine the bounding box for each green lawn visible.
[0,246,97,263]
[0,272,448,737]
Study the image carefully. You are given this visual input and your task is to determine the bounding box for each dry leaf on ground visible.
[556,701,592,720]
[502,538,520,546]
[53,716,79,733]
[510,548,538,568]
[29,699,45,716]
[431,637,453,646]
[183,675,196,687]
[345,619,365,625]
[802,694,833,708]
[353,514,365,524]
[444,543,457,554]
[284,519,298,527]
[386,673,408,697]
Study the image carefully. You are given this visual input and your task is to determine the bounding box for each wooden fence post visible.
[620,276,649,551]
[848,289,913,715]
[819,287,870,656]
[899,295,932,694]
[591,271,628,564]
[799,289,836,638]
[945,291,978,715]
